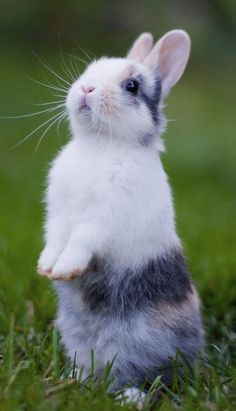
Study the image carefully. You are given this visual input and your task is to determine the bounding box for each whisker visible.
[84,103,102,135]
[51,93,67,98]
[0,104,65,119]
[58,42,77,83]
[34,100,66,107]
[26,75,68,94]
[60,61,76,83]
[56,32,79,83]
[44,77,68,93]
[56,113,67,136]
[66,53,88,67]
[167,116,188,122]
[52,77,70,94]
[31,50,71,87]
[69,55,80,79]
[71,36,94,63]
[79,47,93,64]
[75,100,102,136]
[34,112,66,154]
[107,114,113,147]
[94,108,105,143]
[8,111,64,150]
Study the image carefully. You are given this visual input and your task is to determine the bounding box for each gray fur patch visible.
[54,248,204,391]
[139,132,154,146]
[77,249,192,317]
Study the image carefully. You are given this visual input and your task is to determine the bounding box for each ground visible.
[0,52,235,410]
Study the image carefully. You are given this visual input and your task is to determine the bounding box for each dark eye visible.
[125,79,139,94]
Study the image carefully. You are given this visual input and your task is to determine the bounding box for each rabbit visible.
[37,30,204,404]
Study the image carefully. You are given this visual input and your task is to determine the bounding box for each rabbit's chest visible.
[54,148,142,206]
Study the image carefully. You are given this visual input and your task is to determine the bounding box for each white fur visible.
[36,33,202,403]
[38,33,189,283]
[67,58,156,146]
[38,136,180,277]
[119,387,146,409]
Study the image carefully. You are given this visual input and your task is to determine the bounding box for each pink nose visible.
[82,86,95,94]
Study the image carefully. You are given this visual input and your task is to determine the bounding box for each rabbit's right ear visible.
[127,32,153,62]
[144,30,191,97]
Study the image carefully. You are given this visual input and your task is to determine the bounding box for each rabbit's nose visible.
[82,86,96,94]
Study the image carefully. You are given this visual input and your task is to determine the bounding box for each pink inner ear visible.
[158,42,184,80]
[144,31,190,95]
[127,33,153,62]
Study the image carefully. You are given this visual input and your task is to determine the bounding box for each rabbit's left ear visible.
[144,30,191,97]
[127,32,153,62]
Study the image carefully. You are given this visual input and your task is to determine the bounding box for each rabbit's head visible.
[67,30,190,149]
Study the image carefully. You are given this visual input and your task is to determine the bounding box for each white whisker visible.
[69,54,80,79]
[66,53,88,67]
[8,111,64,150]
[57,32,77,83]
[34,111,66,154]
[94,109,105,143]
[32,51,71,87]
[107,114,113,147]
[51,93,67,98]
[0,104,65,119]
[56,113,67,136]
[71,36,94,63]
[59,51,77,83]
[60,62,76,83]
[34,100,66,107]
[167,116,188,122]
[26,75,68,94]
[85,103,102,135]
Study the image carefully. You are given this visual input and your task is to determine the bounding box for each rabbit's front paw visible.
[37,247,60,277]
[49,248,92,281]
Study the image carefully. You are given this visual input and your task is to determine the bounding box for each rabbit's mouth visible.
[78,93,92,112]
[79,104,91,113]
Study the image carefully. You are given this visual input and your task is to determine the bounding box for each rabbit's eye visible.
[125,79,139,94]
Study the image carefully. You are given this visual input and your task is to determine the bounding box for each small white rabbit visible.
[38,30,204,403]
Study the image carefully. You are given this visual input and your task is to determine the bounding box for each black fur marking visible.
[138,75,162,124]
[121,74,162,124]
[79,249,192,316]
[139,132,154,146]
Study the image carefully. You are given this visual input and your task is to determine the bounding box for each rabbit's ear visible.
[127,32,153,62]
[144,30,191,97]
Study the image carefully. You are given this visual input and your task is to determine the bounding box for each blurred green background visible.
[0,1,236,409]
[0,0,236,348]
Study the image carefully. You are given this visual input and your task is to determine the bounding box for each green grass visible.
[0,52,235,410]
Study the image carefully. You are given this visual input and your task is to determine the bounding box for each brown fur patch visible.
[101,88,114,114]
[153,286,200,328]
